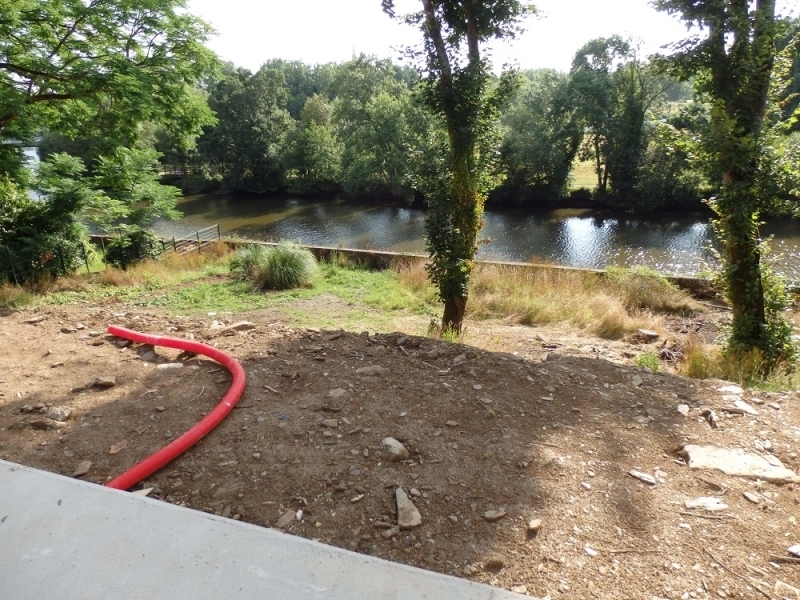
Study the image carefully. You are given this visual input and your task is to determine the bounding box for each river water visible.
[151,194,800,280]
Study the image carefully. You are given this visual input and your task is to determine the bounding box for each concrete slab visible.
[0,461,525,600]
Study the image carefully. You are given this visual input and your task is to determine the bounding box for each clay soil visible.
[2,299,800,599]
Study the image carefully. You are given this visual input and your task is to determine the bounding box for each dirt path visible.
[2,300,799,599]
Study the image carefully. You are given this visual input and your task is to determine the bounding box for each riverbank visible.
[2,249,800,599]
[150,192,800,280]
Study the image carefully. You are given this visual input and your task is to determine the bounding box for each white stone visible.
[396,488,422,529]
[681,445,800,483]
[381,437,409,462]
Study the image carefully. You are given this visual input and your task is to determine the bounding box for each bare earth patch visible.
[2,300,799,599]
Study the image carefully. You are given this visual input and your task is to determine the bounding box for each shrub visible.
[605,267,697,315]
[105,230,163,269]
[256,243,318,290]
[231,243,318,290]
[229,244,269,281]
[634,352,661,372]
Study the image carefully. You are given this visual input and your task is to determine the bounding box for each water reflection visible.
[150,194,800,280]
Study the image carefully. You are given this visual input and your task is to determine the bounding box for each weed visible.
[634,352,661,372]
[0,282,33,308]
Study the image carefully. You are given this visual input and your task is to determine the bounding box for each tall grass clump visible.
[604,267,698,314]
[231,243,318,290]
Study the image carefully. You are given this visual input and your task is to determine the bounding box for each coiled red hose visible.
[104,325,246,491]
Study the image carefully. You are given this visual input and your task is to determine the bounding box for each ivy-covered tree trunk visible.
[385,0,530,334]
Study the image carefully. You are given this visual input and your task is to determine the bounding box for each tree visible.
[199,67,293,193]
[497,69,582,203]
[383,0,533,333]
[654,0,797,369]
[0,0,217,165]
[569,37,672,201]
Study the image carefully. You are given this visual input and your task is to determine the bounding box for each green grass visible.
[569,160,598,191]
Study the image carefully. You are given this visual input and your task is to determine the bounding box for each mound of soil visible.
[2,302,799,599]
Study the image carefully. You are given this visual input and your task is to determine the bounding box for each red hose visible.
[104,325,246,491]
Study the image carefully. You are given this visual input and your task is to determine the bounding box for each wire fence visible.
[1,225,221,283]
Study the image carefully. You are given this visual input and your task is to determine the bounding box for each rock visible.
[382,437,409,462]
[328,388,346,398]
[140,350,156,361]
[46,406,73,422]
[94,376,116,388]
[636,329,660,342]
[73,460,92,477]
[584,546,598,557]
[24,315,46,324]
[60,327,77,334]
[448,515,458,523]
[485,556,505,569]
[677,404,690,416]
[445,420,458,427]
[484,509,507,522]
[775,580,800,599]
[274,509,295,529]
[396,488,422,529]
[356,365,386,376]
[743,491,761,504]
[684,497,728,511]
[381,526,400,539]
[717,384,743,395]
[28,418,64,430]
[768,402,781,410]
[131,488,154,497]
[156,363,183,370]
[510,586,527,594]
[681,444,800,483]
[527,518,542,534]
[629,470,656,485]
[732,399,757,415]
[321,419,339,428]
[787,544,800,558]
[631,375,643,386]
[452,354,467,366]
[108,440,128,455]
[228,321,256,331]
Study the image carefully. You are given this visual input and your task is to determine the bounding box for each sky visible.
[185,0,795,74]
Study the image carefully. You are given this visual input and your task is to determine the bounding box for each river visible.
[151,194,800,280]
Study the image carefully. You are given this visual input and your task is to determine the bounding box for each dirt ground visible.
[2,299,800,599]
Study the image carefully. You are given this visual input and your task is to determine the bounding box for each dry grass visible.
[0,283,33,308]
[466,263,668,339]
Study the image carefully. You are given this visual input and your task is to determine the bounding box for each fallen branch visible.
[598,548,661,555]
[188,386,205,403]
[769,554,800,564]
[704,549,771,600]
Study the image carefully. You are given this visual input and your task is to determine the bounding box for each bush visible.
[229,244,269,281]
[230,243,318,290]
[605,267,697,315]
[105,230,163,269]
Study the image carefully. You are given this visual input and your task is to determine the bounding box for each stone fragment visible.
[636,329,660,342]
[131,488,154,497]
[396,488,422,529]
[677,404,690,416]
[768,402,781,411]
[452,354,467,366]
[445,420,458,427]
[156,363,183,370]
[743,491,761,504]
[321,419,339,428]
[732,399,757,415]
[484,556,505,569]
[681,444,800,483]
[28,418,64,430]
[24,315,46,324]
[46,406,73,422]
[584,546,598,557]
[717,384,743,395]
[484,509,507,522]
[381,526,400,539]
[684,497,728,511]
[527,518,542,534]
[328,388,346,398]
[73,460,92,477]
[274,509,295,529]
[356,365,386,376]
[631,375,643,386]
[228,321,256,331]
[448,515,458,523]
[787,544,800,558]
[382,437,409,462]
[628,470,656,485]
[94,376,116,388]
[109,440,128,455]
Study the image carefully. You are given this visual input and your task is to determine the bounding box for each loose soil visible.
[2,298,800,599]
